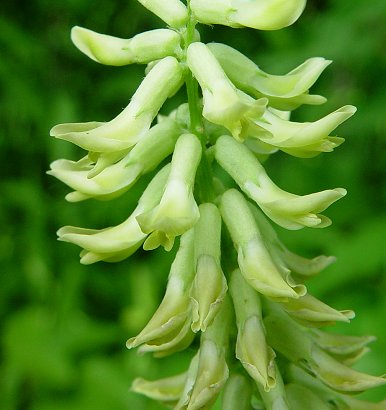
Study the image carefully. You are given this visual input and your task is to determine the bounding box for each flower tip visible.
[343,310,356,321]
[126,337,137,349]
[342,105,357,116]
[335,187,347,198]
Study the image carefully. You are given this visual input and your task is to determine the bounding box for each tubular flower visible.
[208,43,330,110]
[136,133,201,251]
[187,42,267,141]
[126,229,195,357]
[57,165,170,264]
[71,27,182,66]
[190,203,227,333]
[230,269,276,391]
[190,0,306,30]
[50,56,183,152]
[215,135,346,229]
[48,118,181,202]
[220,189,306,299]
[50,1,385,409]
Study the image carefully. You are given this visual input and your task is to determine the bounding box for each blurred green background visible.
[1,0,385,408]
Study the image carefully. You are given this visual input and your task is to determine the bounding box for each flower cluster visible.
[50,0,386,409]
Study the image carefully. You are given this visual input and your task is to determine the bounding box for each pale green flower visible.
[190,203,227,333]
[250,105,357,157]
[215,135,346,229]
[190,0,306,31]
[230,269,276,391]
[310,329,376,357]
[136,133,201,251]
[48,119,181,202]
[265,310,386,393]
[249,204,337,281]
[186,42,267,141]
[220,189,306,299]
[57,164,170,264]
[287,364,386,410]
[50,56,183,152]
[71,27,182,66]
[175,300,231,410]
[279,293,355,327]
[207,43,330,110]
[126,229,195,357]
[137,0,188,28]
[131,372,187,407]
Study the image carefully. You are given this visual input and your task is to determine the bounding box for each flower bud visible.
[207,43,330,110]
[57,164,170,264]
[220,189,306,299]
[187,42,267,141]
[190,0,306,31]
[137,0,188,28]
[215,135,346,229]
[50,56,183,152]
[71,27,182,66]
[230,269,276,391]
[136,133,201,251]
[48,119,181,202]
[126,229,195,356]
[190,203,227,332]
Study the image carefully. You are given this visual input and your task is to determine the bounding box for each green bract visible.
[49,1,385,409]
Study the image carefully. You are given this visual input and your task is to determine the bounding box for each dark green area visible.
[1,0,385,408]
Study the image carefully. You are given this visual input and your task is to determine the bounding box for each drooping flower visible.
[208,43,330,110]
[230,269,276,391]
[190,0,307,31]
[186,42,267,141]
[174,299,230,410]
[71,27,182,66]
[137,0,188,28]
[265,310,386,393]
[48,118,181,202]
[215,135,346,229]
[131,372,187,408]
[57,165,170,264]
[250,105,357,157]
[136,133,201,251]
[190,203,227,333]
[126,229,195,357]
[50,56,183,152]
[278,293,355,327]
[220,189,306,299]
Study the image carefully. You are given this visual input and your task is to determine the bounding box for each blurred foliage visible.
[0,0,385,408]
